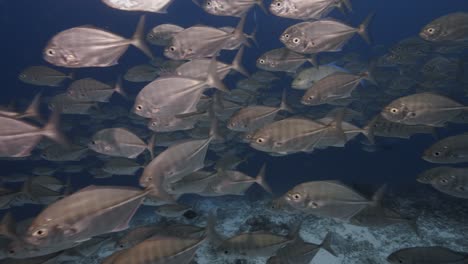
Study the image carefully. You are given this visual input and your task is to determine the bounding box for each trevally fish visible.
[420,12,468,43]
[43,15,153,68]
[88,128,155,159]
[387,246,468,264]
[102,0,175,13]
[199,0,266,17]
[146,24,184,46]
[256,47,317,72]
[270,0,352,21]
[422,133,468,164]
[381,93,468,127]
[292,64,347,90]
[66,78,125,102]
[18,66,73,87]
[418,166,468,199]
[280,14,373,54]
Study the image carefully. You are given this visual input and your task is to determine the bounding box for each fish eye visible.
[169,46,176,52]
[224,250,229,254]
[439,178,448,184]
[283,34,290,39]
[426,27,435,34]
[292,193,301,200]
[433,151,441,157]
[308,95,314,100]
[275,1,282,6]
[46,49,56,56]
[258,59,265,64]
[256,138,265,144]
[119,244,125,248]
[8,249,15,255]
[293,38,300,44]
[33,228,48,237]
[136,105,143,111]
[91,141,96,145]
[151,121,157,127]
[457,186,465,191]
[390,108,399,114]
[19,73,26,79]
[206,1,211,6]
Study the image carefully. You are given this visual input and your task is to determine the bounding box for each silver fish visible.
[422,134,468,164]
[102,0,175,13]
[420,12,468,42]
[146,24,184,46]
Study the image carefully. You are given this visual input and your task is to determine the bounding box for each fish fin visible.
[147,134,156,160]
[114,76,129,99]
[233,15,249,47]
[307,54,319,68]
[327,108,346,145]
[21,93,42,121]
[42,109,68,147]
[231,46,249,77]
[0,212,18,240]
[320,232,337,257]
[341,0,353,12]
[191,0,201,7]
[208,105,223,142]
[146,185,177,203]
[131,15,154,60]
[175,110,207,119]
[279,88,293,113]
[247,24,259,47]
[370,184,387,207]
[206,211,224,247]
[255,0,268,14]
[68,70,76,80]
[206,57,230,93]
[357,12,375,44]
[254,163,272,193]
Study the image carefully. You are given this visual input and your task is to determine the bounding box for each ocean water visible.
[0,0,468,263]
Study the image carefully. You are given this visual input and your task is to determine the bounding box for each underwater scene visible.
[1,0,468,263]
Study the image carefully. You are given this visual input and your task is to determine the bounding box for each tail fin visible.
[191,0,202,7]
[247,25,259,47]
[307,54,319,68]
[232,15,249,47]
[287,221,303,242]
[320,232,337,256]
[254,163,272,193]
[231,46,249,77]
[131,15,155,60]
[147,134,156,160]
[341,0,353,12]
[206,57,230,93]
[370,184,387,207]
[21,93,42,120]
[208,104,223,143]
[255,0,268,14]
[0,212,17,240]
[42,109,68,146]
[279,88,293,113]
[114,76,129,99]
[68,70,76,80]
[357,13,375,44]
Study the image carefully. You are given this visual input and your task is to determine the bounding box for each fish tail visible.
[320,232,337,257]
[279,88,293,113]
[206,57,230,93]
[208,104,223,142]
[370,184,387,207]
[231,46,249,77]
[0,212,18,241]
[42,109,68,147]
[248,23,259,47]
[341,0,353,12]
[307,54,319,68]
[191,0,202,7]
[287,220,303,241]
[357,12,375,44]
[329,108,347,145]
[255,0,268,14]
[254,163,272,193]
[21,93,43,121]
[361,122,376,145]
[68,70,76,80]
[147,133,156,159]
[114,75,129,99]
[131,15,154,60]
[233,14,249,47]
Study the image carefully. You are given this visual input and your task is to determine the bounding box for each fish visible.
[280,13,373,54]
[387,246,468,264]
[364,114,436,140]
[146,24,184,46]
[115,225,163,250]
[167,170,219,194]
[124,64,159,82]
[256,47,317,72]
[139,115,221,201]
[292,64,347,90]
[420,12,468,42]
[88,128,155,159]
[102,158,143,175]
[269,232,336,264]
[101,0,175,13]
[18,66,73,87]
[133,58,228,119]
[301,71,371,106]
[164,16,247,60]
[0,93,41,120]
[43,15,153,67]
[283,181,381,220]
[227,89,291,132]
[381,93,468,127]
[0,110,65,158]
[148,111,208,133]
[154,203,193,218]
[48,93,97,115]
[199,0,266,17]
[40,144,88,161]
[270,0,352,21]
[66,78,126,102]
[23,185,150,247]
[418,166,468,199]
[422,134,468,164]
